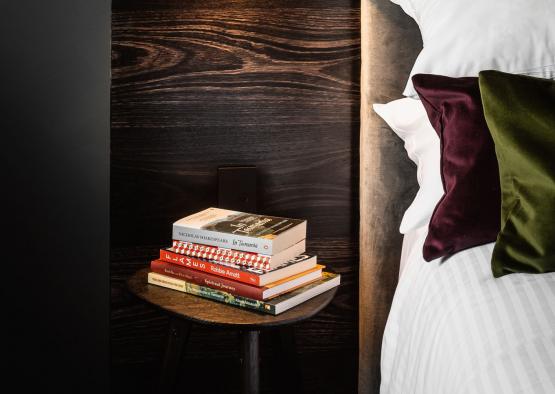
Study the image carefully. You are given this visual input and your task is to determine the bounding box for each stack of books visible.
[147,207,340,315]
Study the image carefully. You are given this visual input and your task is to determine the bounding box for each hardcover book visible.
[172,207,306,255]
[147,271,340,315]
[160,248,317,286]
[150,259,323,300]
[171,238,306,270]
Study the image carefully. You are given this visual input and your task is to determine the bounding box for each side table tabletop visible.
[127,267,337,394]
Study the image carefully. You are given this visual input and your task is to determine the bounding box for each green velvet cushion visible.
[479,70,555,277]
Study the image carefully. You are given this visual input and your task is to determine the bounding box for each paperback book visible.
[170,238,306,270]
[172,207,306,255]
[147,271,340,315]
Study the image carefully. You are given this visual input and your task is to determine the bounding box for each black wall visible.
[1,2,110,393]
[111,1,360,393]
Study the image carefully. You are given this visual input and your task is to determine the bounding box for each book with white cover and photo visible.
[172,207,307,255]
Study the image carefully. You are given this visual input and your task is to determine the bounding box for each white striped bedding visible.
[381,225,555,394]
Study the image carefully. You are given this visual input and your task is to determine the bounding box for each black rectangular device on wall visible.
[218,166,258,213]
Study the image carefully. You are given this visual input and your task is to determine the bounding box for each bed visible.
[382,226,555,394]
[359,1,555,393]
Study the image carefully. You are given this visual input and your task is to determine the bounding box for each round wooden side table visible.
[127,267,337,394]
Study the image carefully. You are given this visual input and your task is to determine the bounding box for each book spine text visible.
[151,260,263,300]
[172,226,274,254]
[147,273,276,314]
[159,249,262,286]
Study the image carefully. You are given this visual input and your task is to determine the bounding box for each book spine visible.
[151,260,264,300]
[172,225,274,255]
[147,272,276,315]
[171,240,272,270]
[159,249,262,286]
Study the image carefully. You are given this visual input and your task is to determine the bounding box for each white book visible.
[172,207,307,255]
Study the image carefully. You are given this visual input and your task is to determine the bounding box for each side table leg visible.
[159,318,191,394]
[241,330,260,394]
[273,327,302,394]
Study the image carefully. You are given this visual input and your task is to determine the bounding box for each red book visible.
[159,248,317,286]
[150,259,323,300]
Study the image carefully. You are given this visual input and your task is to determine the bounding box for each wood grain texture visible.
[111,1,359,393]
[111,6,360,246]
[359,1,421,393]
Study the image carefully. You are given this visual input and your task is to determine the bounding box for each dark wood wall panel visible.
[111,1,360,393]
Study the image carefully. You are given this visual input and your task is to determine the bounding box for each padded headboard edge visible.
[359,1,421,393]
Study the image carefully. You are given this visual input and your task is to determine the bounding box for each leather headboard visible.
[359,1,422,393]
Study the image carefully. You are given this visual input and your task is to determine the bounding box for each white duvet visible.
[381,226,555,394]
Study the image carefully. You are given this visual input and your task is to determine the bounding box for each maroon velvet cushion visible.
[412,74,501,261]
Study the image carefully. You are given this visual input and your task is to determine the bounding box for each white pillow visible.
[373,98,443,234]
[391,0,555,97]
